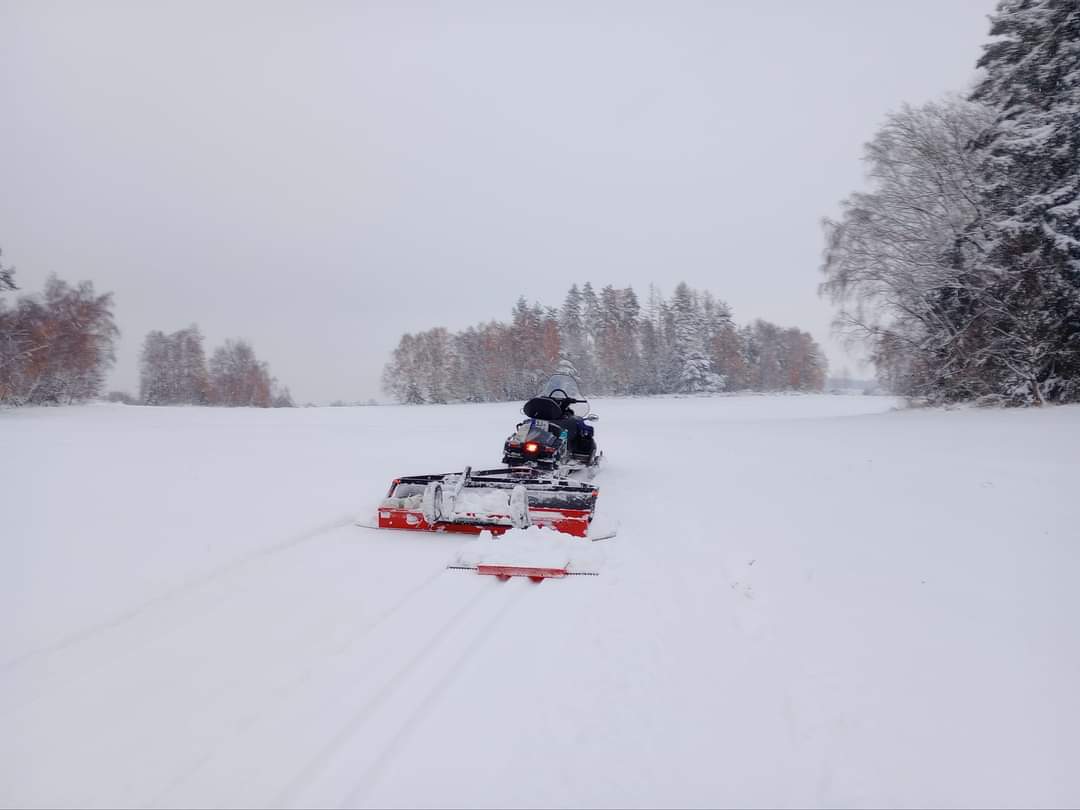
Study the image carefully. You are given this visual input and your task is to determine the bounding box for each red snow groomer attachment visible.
[377,466,598,538]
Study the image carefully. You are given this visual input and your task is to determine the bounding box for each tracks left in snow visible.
[270,576,534,809]
[0,521,480,808]
[0,513,357,681]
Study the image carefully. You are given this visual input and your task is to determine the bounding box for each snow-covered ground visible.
[2,394,1078,808]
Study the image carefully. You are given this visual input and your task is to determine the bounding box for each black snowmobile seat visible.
[523,396,563,421]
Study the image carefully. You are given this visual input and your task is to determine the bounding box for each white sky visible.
[1,0,997,403]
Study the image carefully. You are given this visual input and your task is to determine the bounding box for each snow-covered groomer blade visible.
[449,563,573,582]
[377,466,598,537]
[446,524,604,581]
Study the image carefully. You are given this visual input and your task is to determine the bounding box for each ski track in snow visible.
[350,578,557,806]
[157,565,486,807]
[0,513,356,677]
[267,581,497,808]
[3,396,1079,808]
[285,579,534,809]
[145,561,452,808]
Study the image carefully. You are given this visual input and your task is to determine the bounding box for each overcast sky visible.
[2,0,997,403]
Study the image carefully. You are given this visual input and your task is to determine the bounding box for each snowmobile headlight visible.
[524,441,539,454]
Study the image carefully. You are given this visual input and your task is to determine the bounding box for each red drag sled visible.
[376,466,599,538]
[371,466,608,581]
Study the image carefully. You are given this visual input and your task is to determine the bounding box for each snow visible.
[2,395,1079,808]
[446,486,514,517]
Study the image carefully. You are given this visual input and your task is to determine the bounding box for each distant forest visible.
[136,326,293,408]
[382,281,827,404]
[0,253,293,408]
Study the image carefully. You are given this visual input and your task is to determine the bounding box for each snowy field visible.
[2,394,1079,808]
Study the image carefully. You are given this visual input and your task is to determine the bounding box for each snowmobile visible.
[365,370,610,580]
[501,373,601,475]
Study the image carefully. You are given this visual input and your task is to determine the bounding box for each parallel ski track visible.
[8,473,612,806]
[8,518,506,808]
[338,580,534,808]
[2,561,369,722]
[147,563,453,808]
[270,578,530,809]
[0,514,356,676]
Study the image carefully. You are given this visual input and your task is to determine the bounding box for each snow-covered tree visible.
[452,326,488,402]
[968,0,1080,403]
[821,99,999,400]
[382,333,425,404]
[418,327,452,404]
[175,326,210,405]
[593,285,620,392]
[637,316,663,393]
[780,326,828,391]
[580,282,600,390]
[639,284,673,392]
[507,297,557,398]
[139,330,172,405]
[208,339,273,407]
[270,382,295,408]
[559,285,596,390]
[701,292,735,390]
[0,275,117,405]
[139,325,211,405]
[558,284,585,364]
[617,287,642,393]
[0,248,15,293]
[670,282,714,393]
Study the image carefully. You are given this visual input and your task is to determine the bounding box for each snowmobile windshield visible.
[538,374,583,399]
[537,373,589,417]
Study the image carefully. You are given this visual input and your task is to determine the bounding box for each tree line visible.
[0,261,118,406]
[382,281,827,404]
[0,250,293,408]
[821,0,1079,405]
[138,326,294,407]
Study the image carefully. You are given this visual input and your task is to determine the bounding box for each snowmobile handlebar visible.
[546,388,584,405]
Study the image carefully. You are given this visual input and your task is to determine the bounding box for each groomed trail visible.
[2,396,1079,808]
